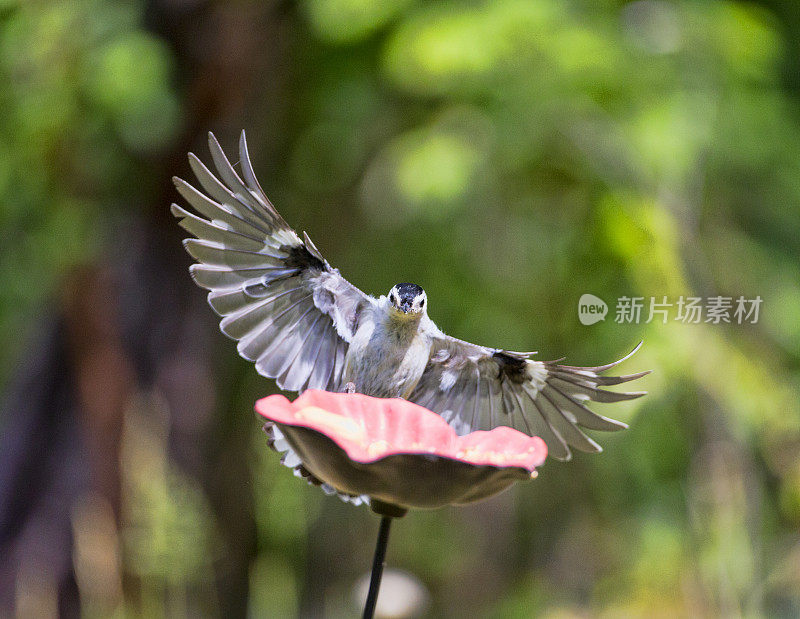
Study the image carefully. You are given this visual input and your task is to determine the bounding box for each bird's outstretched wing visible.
[172,131,373,392]
[409,335,648,460]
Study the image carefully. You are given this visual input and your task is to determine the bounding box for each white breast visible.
[344,308,430,398]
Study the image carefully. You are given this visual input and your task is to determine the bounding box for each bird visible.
[171,131,649,463]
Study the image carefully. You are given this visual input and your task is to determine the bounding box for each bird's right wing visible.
[172,131,373,392]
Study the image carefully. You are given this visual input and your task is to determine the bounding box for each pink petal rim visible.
[255,390,547,471]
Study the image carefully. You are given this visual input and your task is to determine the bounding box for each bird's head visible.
[388,283,427,319]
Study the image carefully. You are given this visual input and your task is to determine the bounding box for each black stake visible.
[362,515,393,619]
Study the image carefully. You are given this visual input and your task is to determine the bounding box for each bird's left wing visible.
[172,131,373,393]
[409,334,648,460]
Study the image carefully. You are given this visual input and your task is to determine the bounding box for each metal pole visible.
[362,515,393,619]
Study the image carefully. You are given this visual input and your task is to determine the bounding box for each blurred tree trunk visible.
[0,1,292,616]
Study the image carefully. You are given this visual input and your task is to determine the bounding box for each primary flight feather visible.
[172,131,648,462]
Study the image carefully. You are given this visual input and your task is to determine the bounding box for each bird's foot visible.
[345,382,356,394]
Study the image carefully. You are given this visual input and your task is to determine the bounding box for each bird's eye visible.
[420,298,425,307]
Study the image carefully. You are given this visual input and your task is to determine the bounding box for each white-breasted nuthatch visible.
[172,132,648,464]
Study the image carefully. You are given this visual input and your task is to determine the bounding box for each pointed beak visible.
[400,299,412,313]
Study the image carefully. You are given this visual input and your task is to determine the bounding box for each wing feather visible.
[545,382,628,431]
[328,338,348,392]
[221,288,306,340]
[306,323,337,390]
[279,313,326,391]
[469,365,481,431]
[547,375,646,402]
[183,240,287,269]
[173,131,373,395]
[246,294,314,364]
[173,177,267,238]
[208,280,304,316]
[187,152,242,211]
[171,204,265,250]
[526,390,570,461]
[259,303,321,377]
[537,387,602,454]
[207,133,253,198]
[238,132,271,204]
[409,337,647,460]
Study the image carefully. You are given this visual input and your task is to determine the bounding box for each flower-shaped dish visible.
[256,390,547,510]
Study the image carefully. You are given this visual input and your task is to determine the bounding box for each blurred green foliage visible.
[0,0,181,382]
[3,0,800,616]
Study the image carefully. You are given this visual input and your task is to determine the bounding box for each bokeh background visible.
[1,0,800,616]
